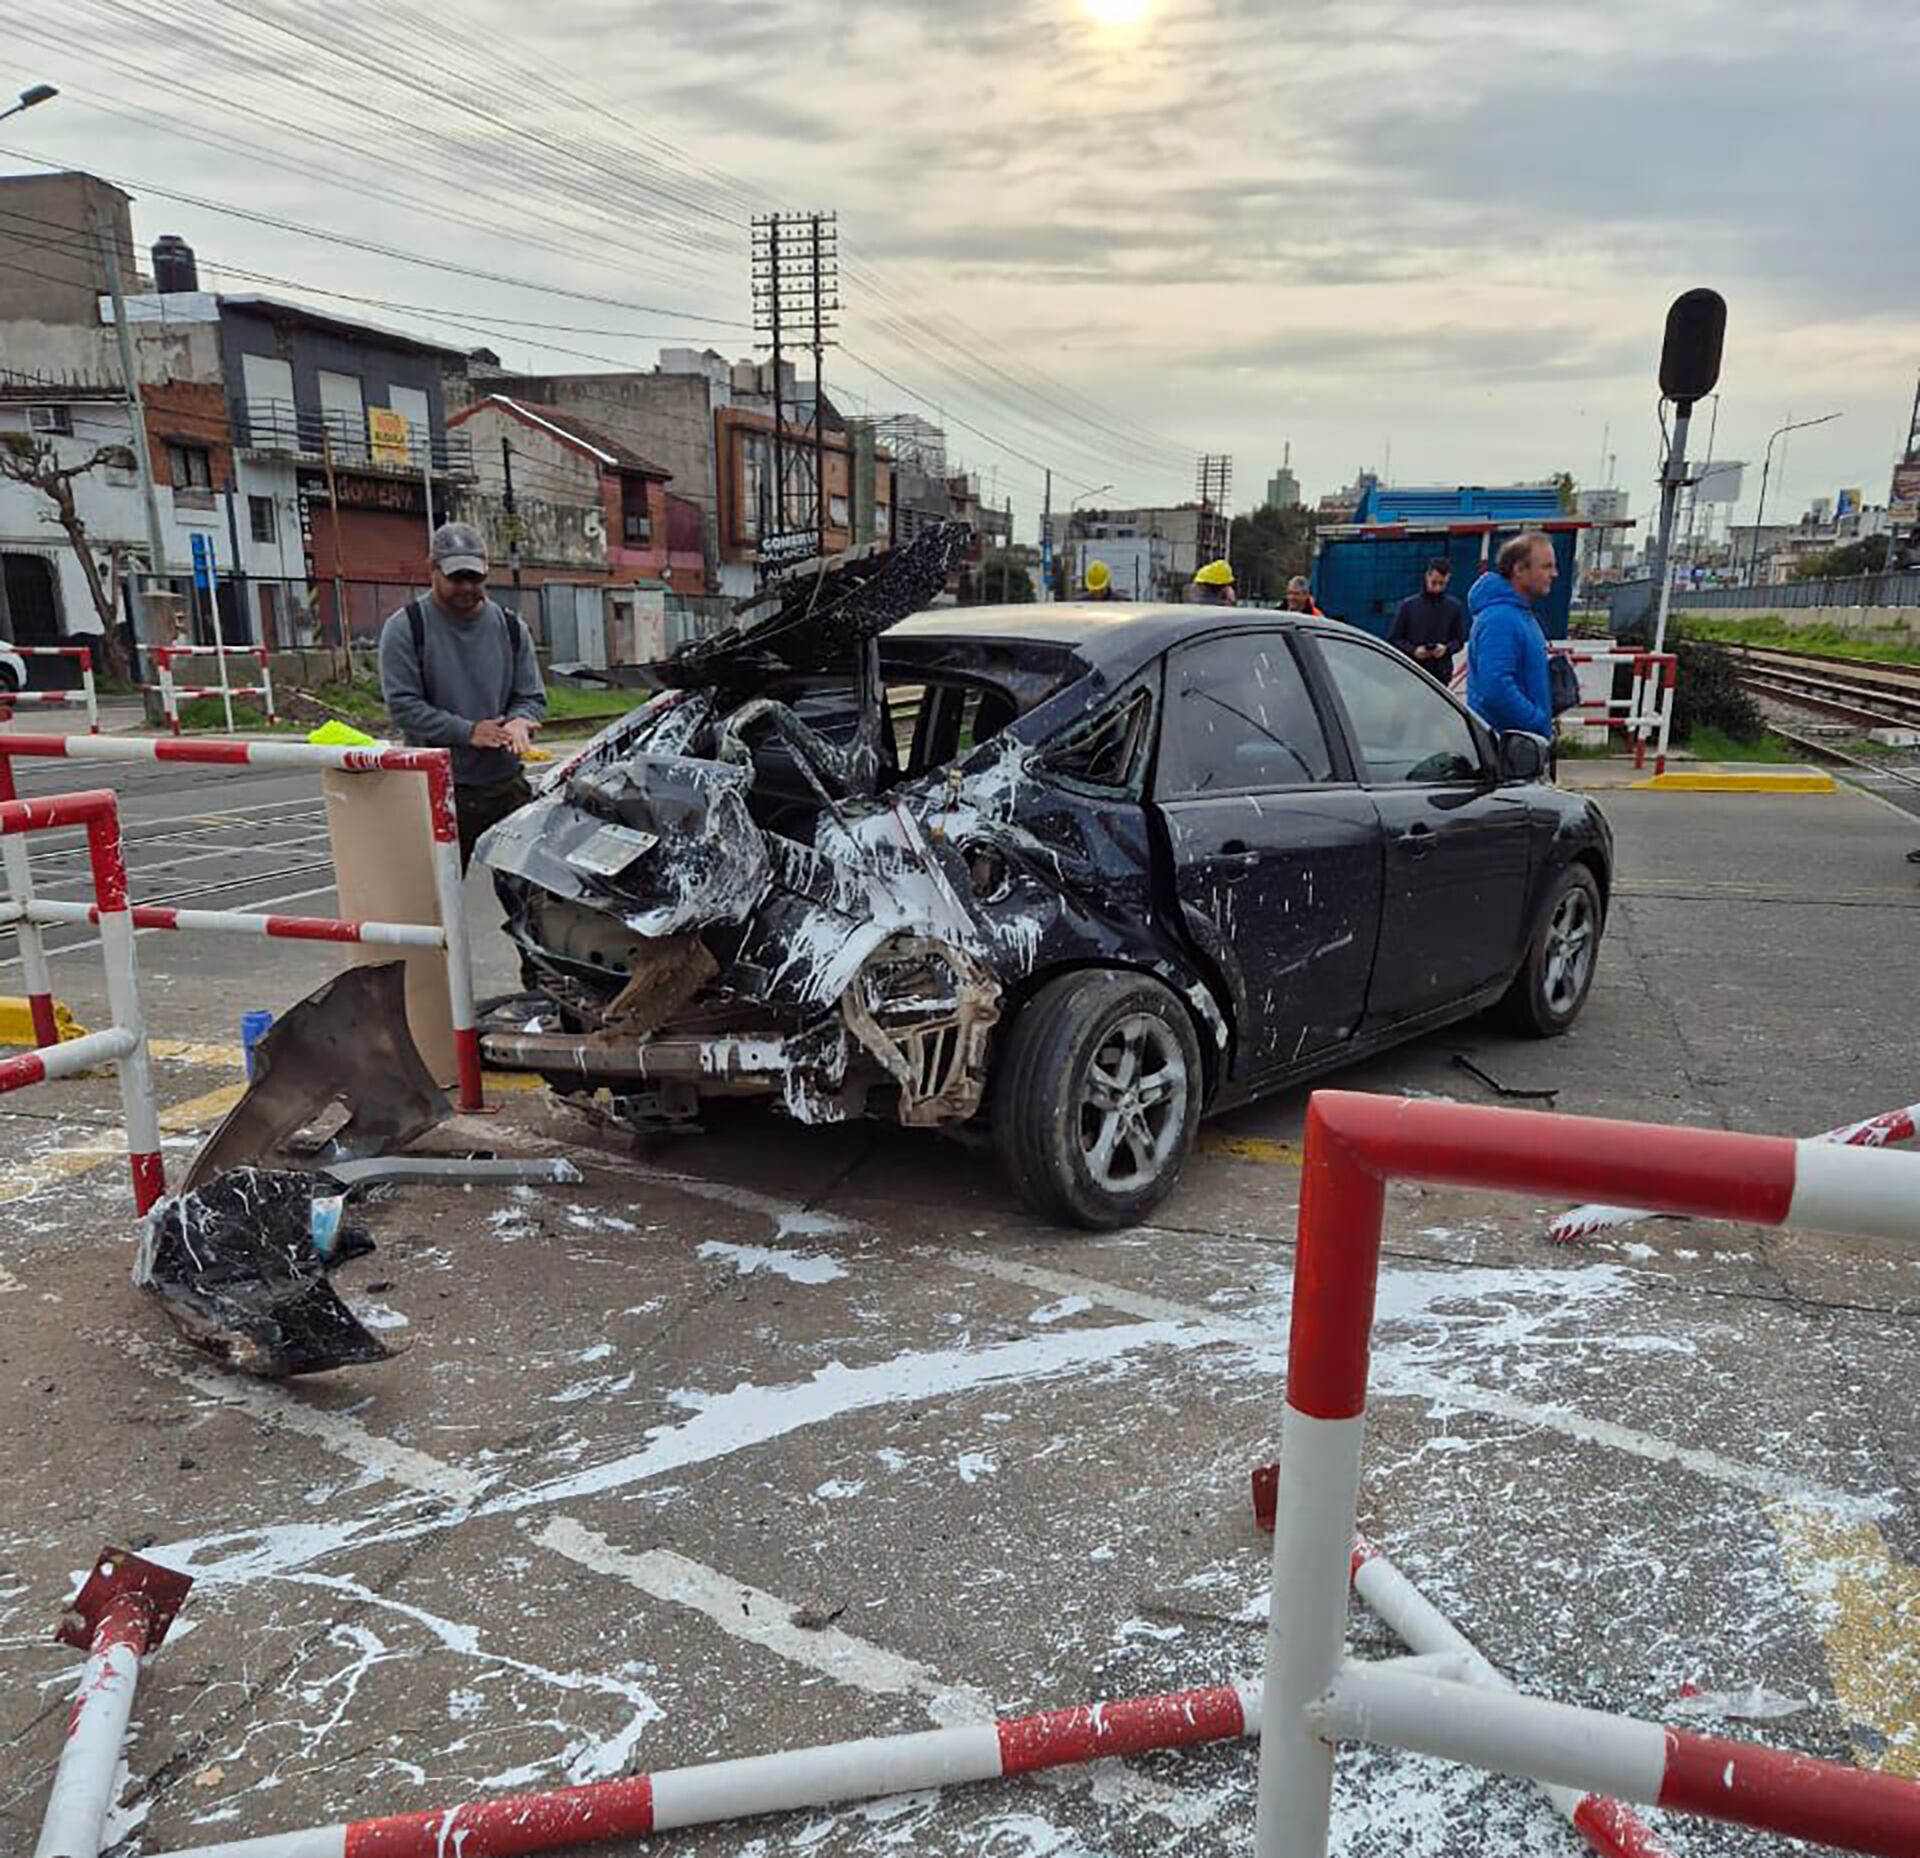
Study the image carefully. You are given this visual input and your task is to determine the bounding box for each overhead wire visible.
[48,0,1190,488]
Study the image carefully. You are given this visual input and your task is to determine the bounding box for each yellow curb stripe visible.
[149,1038,247,1068]
[0,1081,245,1207]
[1633,770,1836,793]
[1770,1503,1920,1778]
[1198,1132,1304,1167]
[0,996,87,1048]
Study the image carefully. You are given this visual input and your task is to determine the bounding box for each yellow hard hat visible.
[1194,558,1235,587]
[1084,559,1112,593]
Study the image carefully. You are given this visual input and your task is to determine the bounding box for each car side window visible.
[1159,634,1335,795]
[1315,635,1485,785]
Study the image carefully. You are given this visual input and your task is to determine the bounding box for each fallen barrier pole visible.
[1349,1536,1680,1858]
[1255,1091,1918,1858]
[1549,1096,1920,1245]
[0,731,482,1111]
[146,1681,1260,1858]
[0,788,163,1212]
[33,1549,193,1858]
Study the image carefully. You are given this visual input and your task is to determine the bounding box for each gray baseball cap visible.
[429,521,488,576]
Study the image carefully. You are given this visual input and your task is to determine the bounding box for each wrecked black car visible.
[481,531,1612,1228]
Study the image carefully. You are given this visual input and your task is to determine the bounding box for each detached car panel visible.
[481,541,1612,1227]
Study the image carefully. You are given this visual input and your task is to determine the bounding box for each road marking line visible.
[1770,1503,1920,1777]
[126,1337,995,1723]
[150,1039,245,1069]
[531,1519,994,1724]
[944,1250,1891,1517]
[0,1081,243,1206]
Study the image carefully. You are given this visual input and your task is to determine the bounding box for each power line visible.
[27,1,1185,493]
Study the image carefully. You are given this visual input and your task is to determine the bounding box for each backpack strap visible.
[406,598,431,707]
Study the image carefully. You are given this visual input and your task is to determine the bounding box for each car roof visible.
[891,601,1319,677]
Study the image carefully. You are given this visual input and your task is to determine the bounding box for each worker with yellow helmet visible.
[1189,559,1237,607]
[1082,559,1121,602]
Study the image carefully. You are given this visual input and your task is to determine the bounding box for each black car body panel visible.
[480,576,1612,1132]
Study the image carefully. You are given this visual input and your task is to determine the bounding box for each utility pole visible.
[320,429,348,667]
[501,436,523,597]
[1195,453,1233,565]
[93,206,170,650]
[752,212,838,572]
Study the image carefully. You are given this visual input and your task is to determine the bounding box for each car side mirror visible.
[1497,730,1551,783]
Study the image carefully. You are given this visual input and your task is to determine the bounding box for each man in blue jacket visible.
[1466,532,1556,738]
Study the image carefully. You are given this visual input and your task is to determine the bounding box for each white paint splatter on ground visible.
[955,1451,996,1484]
[1028,1296,1091,1325]
[699,1240,848,1285]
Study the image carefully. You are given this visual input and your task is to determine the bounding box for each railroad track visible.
[1733,645,1920,733]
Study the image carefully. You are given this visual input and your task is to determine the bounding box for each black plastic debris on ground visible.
[134,1168,395,1378]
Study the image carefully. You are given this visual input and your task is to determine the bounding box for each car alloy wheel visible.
[1542,885,1597,1018]
[1077,1012,1189,1196]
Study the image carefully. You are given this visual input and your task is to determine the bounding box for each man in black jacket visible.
[1388,557,1468,685]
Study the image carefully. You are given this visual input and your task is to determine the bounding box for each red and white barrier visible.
[0,789,162,1214]
[1348,1537,1680,1858]
[150,644,276,735]
[145,1681,1260,1858]
[0,732,482,1113]
[1255,1090,1920,1858]
[1549,1096,1920,1245]
[32,1549,193,1858]
[0,644,100,734]
[1551,647,1678,777]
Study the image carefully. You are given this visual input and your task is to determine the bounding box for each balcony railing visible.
[229,398,473,477]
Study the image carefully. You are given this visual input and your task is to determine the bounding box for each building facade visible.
[452,394,705,666]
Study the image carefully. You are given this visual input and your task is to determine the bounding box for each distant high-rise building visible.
[1264,441,1302,511]
[1265,466,1302,511]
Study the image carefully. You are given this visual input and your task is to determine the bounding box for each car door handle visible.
[1212,840,1262,870]
[1398,824,1436,856]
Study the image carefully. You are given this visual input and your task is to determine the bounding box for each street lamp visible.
[0,84,58,125]
[1748,413,1842,586]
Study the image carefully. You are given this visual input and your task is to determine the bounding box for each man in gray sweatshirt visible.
[379,522,547,867]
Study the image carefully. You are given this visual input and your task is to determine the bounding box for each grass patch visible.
[544,682,639,724]
[1685,723,1800,763]
[1676,615,1920,665]
[173,698,300,734]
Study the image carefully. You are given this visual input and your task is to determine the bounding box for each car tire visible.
[1493,865,1603,1037]
[992,969,1203,1230]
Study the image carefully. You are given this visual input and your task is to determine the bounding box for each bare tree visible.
[0,433,137,680]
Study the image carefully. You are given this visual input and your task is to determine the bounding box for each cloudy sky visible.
[3,0,1915,538]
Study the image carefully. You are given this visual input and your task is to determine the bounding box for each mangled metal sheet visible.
[653,523,969,694]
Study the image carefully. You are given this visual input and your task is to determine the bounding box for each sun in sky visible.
[1080,0,1153,28]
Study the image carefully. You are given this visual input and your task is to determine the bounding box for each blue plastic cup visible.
[241,1010,275,1080]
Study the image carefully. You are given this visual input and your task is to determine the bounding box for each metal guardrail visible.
[227,398,473,477]
[1611,570,1920,623]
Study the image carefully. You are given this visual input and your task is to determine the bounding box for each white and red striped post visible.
[423,753,484,1113]
[0,645,101,732]
[1348,1537,1680,1858]
[0,788,162,1211]
[257,646,277,725]
[145,1681,1259,1858]
[0,750,61,1048]
[23,897,447,948]
[0,732,484,1114]
[33,1549,193,1858]
[1549,1095,1920,1245]
[1313,1662,1920,1857]
[1256,1091,1919,1858]
[153,646,182,736]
